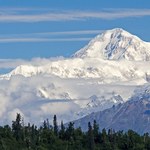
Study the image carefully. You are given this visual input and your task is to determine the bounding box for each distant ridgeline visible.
[0,113,150,150]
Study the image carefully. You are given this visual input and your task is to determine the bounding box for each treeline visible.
[0,114,150,150]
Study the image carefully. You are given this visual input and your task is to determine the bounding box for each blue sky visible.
[0,0,150,59]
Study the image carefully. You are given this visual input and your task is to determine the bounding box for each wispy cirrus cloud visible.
[0,29,102,43]
[33,30,103,36]
[0,37,91,43]
[0,30,103,38]
[0,8,150,22]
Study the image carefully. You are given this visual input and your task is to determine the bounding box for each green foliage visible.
[59,121,65,140]
[0,113,150,150]
[88,122,95,150]
[53,115,58,136]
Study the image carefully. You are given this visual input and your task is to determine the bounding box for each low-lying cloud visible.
[0,75,81,125]
[0,57,64,70]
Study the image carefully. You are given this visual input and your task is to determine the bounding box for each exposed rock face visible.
[73,86,150,134]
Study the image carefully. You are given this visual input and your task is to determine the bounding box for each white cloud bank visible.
[0,73,136,126]
[0,75,81,125]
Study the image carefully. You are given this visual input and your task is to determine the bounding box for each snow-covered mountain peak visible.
[73,28,150,61]
[1,28,150,126]
[1,28,150,81]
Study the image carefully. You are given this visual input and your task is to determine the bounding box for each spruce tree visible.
[66,122,74,141]
[93,120,99,143]
[87,122,95,150]
[59,121,65,140]
[53,115,58,136]
[12,113,22,141]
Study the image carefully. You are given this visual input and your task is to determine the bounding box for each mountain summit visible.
[1,28,150,80]
[73,28,150,61]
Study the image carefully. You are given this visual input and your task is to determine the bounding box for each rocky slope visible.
[73,84,150,134]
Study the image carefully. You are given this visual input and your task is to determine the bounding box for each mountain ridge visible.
[73,85,150,134]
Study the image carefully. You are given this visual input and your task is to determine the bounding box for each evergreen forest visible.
[0,113,150,150]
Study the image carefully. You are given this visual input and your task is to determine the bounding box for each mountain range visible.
[0,28,150,133]
[73,84,150,134]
